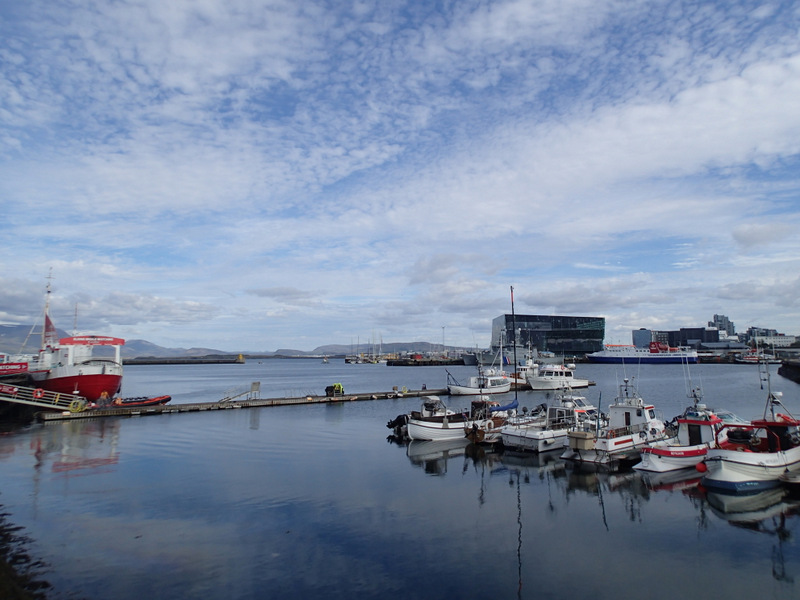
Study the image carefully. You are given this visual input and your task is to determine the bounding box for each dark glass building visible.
[490,314,605,355]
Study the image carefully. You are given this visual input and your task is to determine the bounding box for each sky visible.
[1,0,799,353]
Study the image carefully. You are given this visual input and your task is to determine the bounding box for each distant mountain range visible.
[0,324,465,358]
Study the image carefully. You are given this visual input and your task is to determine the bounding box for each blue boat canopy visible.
[490,397,518,412]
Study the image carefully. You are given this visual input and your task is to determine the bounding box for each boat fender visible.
[33,388,45,399]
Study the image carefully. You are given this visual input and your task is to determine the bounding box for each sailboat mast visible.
[511,286,518,398]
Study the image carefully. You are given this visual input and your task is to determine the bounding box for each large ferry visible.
[586,342,698,364]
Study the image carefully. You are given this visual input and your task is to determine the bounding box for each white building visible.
[753,335,798,348]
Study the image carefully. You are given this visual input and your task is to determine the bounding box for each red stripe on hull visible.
[642,446,707,458]
[39,374,122,401]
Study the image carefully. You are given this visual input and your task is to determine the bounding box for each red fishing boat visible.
[22,281,125,402]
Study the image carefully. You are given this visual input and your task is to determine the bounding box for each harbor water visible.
[1,360,799,599]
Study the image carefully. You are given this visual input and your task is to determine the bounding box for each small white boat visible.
[446,367,511,396]
[634,391,741,473]
[501,391,602,453]
[561,378,671,468]
[507,349,537,389]
[700,376,800,493]
[525,363,590,390]
[403,396,504,442]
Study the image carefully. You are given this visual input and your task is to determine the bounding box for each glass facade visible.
[490,314,605,355]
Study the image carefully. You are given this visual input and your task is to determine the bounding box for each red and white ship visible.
[15,283,125,401]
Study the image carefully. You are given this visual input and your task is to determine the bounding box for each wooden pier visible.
[34,386,448,422]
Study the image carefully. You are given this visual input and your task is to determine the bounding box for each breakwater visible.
[123,354,245,365]
[779,359,800,384]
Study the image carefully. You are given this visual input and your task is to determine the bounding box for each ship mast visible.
[42,269,54,348]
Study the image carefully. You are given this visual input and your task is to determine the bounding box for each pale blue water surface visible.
[1,360,799,599]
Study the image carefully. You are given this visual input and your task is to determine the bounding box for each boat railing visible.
[603,422,650,439]
[75,358,123,367]
[0,383,90,412]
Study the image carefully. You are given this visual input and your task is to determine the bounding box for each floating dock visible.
[29,385,448,422]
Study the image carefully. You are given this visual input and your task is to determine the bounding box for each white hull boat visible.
[400,396,511,442]
[701,368,800,493]
[398,396,474,441]
[407,414,475,441]
[446,368,511,396]
[561,378,672,467]
[702,445,800,494]
[586,342,698,364]
[634,393,743,473]
[525,363,590,390]
[501,392,601,453]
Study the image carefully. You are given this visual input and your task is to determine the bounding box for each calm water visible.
[1,360,799,600]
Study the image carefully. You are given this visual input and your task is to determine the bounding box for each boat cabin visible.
[604,379,663,436]
[676,404,723,447]
[750,418,800,452]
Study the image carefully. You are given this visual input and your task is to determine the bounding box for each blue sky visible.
[1,0,799,352]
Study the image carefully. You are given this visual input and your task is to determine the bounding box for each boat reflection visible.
[32,420,121,475]
[406,438,471,475]
[392,434,800,579]
[702,487,800,583]
[639,468,704,493]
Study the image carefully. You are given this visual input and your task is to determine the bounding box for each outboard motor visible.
[386,414,409,430]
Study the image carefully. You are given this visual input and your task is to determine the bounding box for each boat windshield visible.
[715,409,748,425]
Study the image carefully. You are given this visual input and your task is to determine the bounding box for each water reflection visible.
[1,361,798,600]
[704,487,800,583]
[393,435,800,581]
[405,438,470,475]
[30,420,121,473]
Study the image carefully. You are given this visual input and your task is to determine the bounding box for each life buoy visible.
[33,388,44,399]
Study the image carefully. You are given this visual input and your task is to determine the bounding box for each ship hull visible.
[29,370,122,402]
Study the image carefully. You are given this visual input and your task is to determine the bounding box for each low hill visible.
[1,324,467,358]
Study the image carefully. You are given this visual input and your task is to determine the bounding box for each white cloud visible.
[1,0,799,350]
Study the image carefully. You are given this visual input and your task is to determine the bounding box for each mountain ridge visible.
[0,324,468,358]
